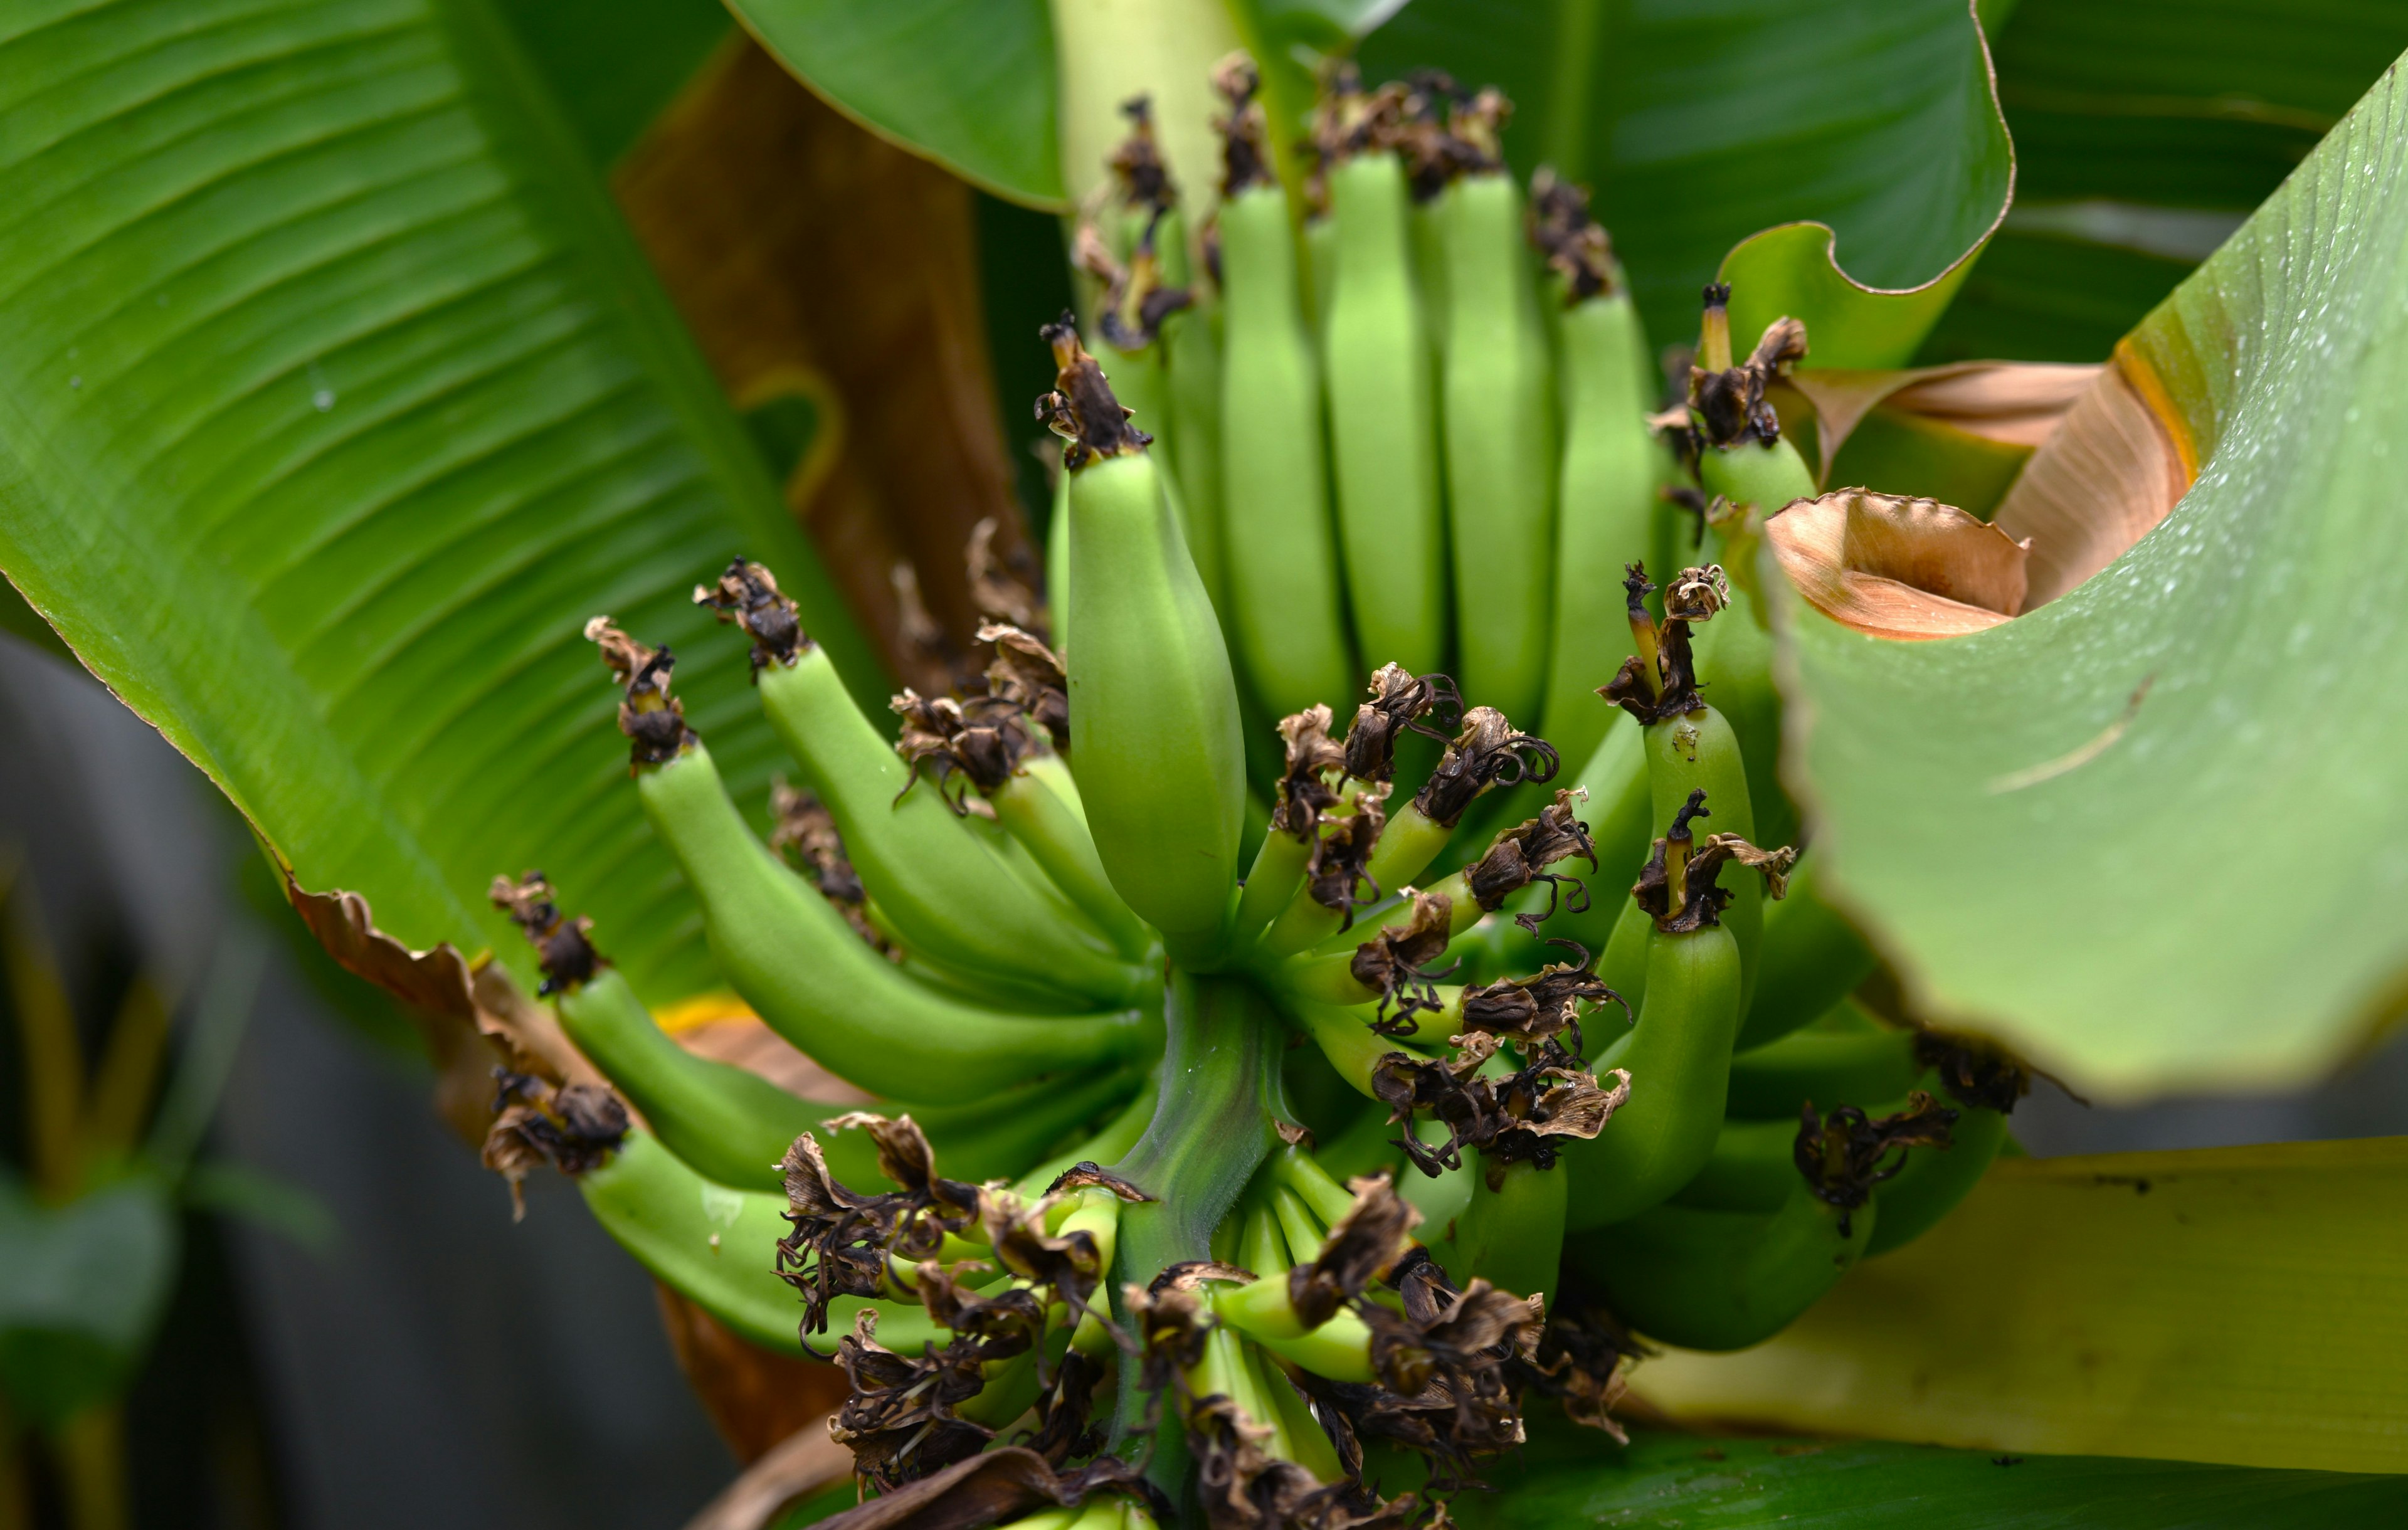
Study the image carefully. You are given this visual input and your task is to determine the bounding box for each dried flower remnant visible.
[1307,792,1389,927]
[1458,946,1625,1053]
[1795,1092,1959,1235]
[1272,704,1348,839]
[1466,789,1598,934]
[481,1069,628,1219]
[487,870,599,996]
[1629,789,1796,934]
[1373,1037,1630,1179]
[966,517,1047,635]
[1287,1174,1420,1328]
[1600,562,1727,725]
[1528,169,1620,303]
[1689,283,1807,450]
[1914,1031,2033,1114]
[1350,890,1459,1034]
[980,621,1072,751]
[694,557,806,672]
[831,1307,998,1491]
[586,617,695,767]
[1344,665,1464,784]
[894,688,1033,808]
[1413,707,1561,828]
[774,1113,981,1334]
[1038,317,1153,467]
[1211,55,1276,199]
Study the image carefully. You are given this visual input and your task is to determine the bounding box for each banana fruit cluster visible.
[470,54,2035,1530]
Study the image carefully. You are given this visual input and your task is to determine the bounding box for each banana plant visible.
[1,0,2405,1526]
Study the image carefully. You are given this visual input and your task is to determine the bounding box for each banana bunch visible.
[1064,61,1663,801]
[468,95,2035,1519]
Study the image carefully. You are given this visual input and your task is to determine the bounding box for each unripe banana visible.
[577,1129,939,1357]
[1155,208,1231,618]
[631,739,1152,1102]
[1723,1014,1919,1122]
[1564,921,1743,1231]
[1324,134,1445,677]
[1531,174,1656,773]
[719,583,1141,1003]
[1572,1177,1871,1351]
[1454,1157,1566,1300]
[1863,1104,2007,1258]
[1436,144,1556,725]
[1742,855,1879,1050]
[1046,322,1248,958]
[1212,61,1356,719]
[986,755,1155,959]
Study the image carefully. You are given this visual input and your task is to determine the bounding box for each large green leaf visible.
[1781,47,2408,1094]
[1360,0,2013,358]
[0,0,881,1008]
[1634,1140,2408,1472]
[725,0,1064,206]
[1465,1425,2408,1528]
[1928,0,2408,364]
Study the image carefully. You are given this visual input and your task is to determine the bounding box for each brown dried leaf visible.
[677,1415,852,1530]
[1785,361,2101,483]
[614,38,1033,690]
[1992,340,2196,609]
[656,1285,850,1467]
[1766,488,2032,640]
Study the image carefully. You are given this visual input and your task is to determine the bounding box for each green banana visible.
[1047,467,1072,652]
[1321,87,1444,678]
[1156,209,1230,618]
[1565,920,1743,1230]
[626,734,1152,1102]
[577,1129,938,1358]
[986,752,1156,960]
[1212,61,1356,719]
[1665,1116,1800,1213]
[1435,103,1556,726]
[1454,1158,1566,1299]
[1046,320,1247,958]
[1743,854,1879,1049]
[717,585,1141,1003]
[1724,1013,1919,1122]
[1864,1102,2008,1258]
[1573,1177,1871,1351]
[1531,174,1657,774]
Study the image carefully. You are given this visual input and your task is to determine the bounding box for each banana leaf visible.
[0,0,881,1008]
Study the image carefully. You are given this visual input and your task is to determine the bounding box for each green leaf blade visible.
[0,0,879,1008]
[1787,46,2408,1094]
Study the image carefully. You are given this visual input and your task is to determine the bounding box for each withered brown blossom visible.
[1349,891,1459,1035]
[1287,1174,1420,1329]
[1344,665,1463,784]
[831,1306,998,1492]
[1457,944,1625,1054]
[1372,1038,1630,1180]
[693,557,807,672]
[1628,788,1796,933]
[480,1070,628,1220]
[1465,789,1597,934]
[966,518,1047,635]
[1689,283,1808,449]
[1914,1030,2032,1114]
[585,616,694,767]
[894,687,1035,808]
[1038,317,1151,467]
[774,1114,981,1336]
[980,621,1071,750]
[1273,705,1348,840]
[1795,1092,1960,1236]
[1510,1274,1641,1442]
[1306,792,1388,927]
[1413,707,1559,828]
[1212,55,1276,198]
[1528,169,1619,303]
[1598,561,1727,725]
[488,871,599,996]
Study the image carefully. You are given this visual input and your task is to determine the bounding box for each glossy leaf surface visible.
[1783,49,2408,1094]
[1635,1140,2408,1473]
[726,0,1063,206]
[0,0,880,1006]
[1469,1422,2408,1529]
[1360,0,2012,357]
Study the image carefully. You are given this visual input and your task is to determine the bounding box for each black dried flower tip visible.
[832,1306,998,1492]
[1351,890,1458,1035]
[980,621,1070,750]
[1690,285,1808,449]
[1038,317,1151,468]
[1210,53,1276,198]
[894,687,1033,809]
[1372,1035,1629,1179]
[1629,790,1796,933]
[1274,704,1348,840]
[488,870,600,996]
[967,520,1047,636]
[1795,1091,1958,1236]
[1289,1174,1421,1329]
[586,616,695,767]
[1528,169,1619,303]
[1413,707,1560,828]
[769,779,865,904]
[1338,1261,1544,1492]
[1109,95,1176,213]
[694,557,806,672]
[1511,1277,1640,1443]
[1467,788,1598,934]
[1913,1031,2032,1115]
[1599,561,1727,724]
[776,1113,982,1336]
[1459,942,1625,1055]
[1346,664,1464,784]
[1074,221,1193,354]
[480,1069,629,1217]
[1308,793,1388,927]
